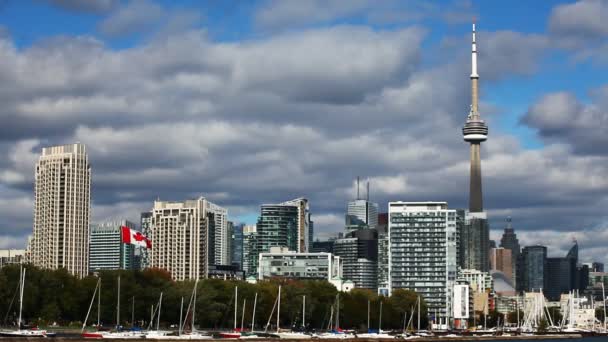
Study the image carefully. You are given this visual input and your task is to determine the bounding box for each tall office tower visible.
[257,204,299,253]
[206,201,229,265]
[377,234,389,293]
[30,143,91,277]
[231,223,244,270]
[388,202,458,324]
[461,22,490,273]
[149,197,210,280]
[521,245,547,292]
[280,198,311,252]
[499,217,520,287]
[242,225,258,276]
[490,247,513,285]
[460,216,489,271]
[89,220,136,273]
[346,179,378,230]
[140,212,153,269]
[334,229,378,290]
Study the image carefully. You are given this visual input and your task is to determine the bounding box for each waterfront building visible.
[242,225,258,276]
[89,220,137,273]
[30,143,91,277]
[149,197,211,280]
[280,198,311,252]
[231,223,244,270]
[207,201,229,266]
[545,242,578,301]
[461,22,490,274]
[334,228,378,290]
[377,234,389,293]
[140,212,153,269]
[459,268,494,293]
[521,245,547,292]
[388,202,458,323]
[258,246,342,281]
[0,249,25,267]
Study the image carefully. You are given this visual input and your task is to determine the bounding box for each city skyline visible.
[0,0,607,265]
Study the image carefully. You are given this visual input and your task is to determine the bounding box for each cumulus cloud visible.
[1,3,608,263]
[98,0,163,37]
[522,87,608,155]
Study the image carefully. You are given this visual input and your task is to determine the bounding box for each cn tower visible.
[462,22,488,213]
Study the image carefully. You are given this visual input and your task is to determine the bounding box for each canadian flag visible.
[121,226,152,249]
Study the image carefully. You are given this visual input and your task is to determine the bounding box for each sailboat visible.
[274,288,310,339]
[171,280,213,340]
[315,294,353,339]
[357,300,393,339]
[0,267,55,337]
[82,276,143,339]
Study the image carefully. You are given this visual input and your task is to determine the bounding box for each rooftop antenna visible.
[356,176,360,200]
[366,178,370,202]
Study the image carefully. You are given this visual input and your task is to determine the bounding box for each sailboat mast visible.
[603,283,607,332]
[192,280,198,332]
[276,286,281,333]
[116,275,121,328]
[18,267,25,330]
[131,296,135,328]
[157,292,163,331]
[336,294,340,330]
[379,301,382,332]
[179,297,184,336]
[82,277,101,333]
[234,286,238,331]
[302,295,306,329]
[98,279,101,327]
[241,299,246,331]
[367,300,370,332]
[417,297,420,331]
[251,293,258,331]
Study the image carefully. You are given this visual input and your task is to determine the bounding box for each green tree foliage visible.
[0,264,428,330]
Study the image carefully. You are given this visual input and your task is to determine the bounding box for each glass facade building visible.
[231,223,244,270]
[89,220,136,273]
[333,229,378,290]
[521,245,547,292]
[388,202,458,322]
[460,212,489,272]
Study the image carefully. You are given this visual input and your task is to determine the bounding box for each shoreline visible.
[0,333,587,342]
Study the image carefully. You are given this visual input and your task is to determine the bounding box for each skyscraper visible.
[89,220,137,273]
[242,225,258,276]
[521,245,547,292]
[499,217,520,287]
[280,198,311,252]
[346,179,378,230]
[333,228,378,290]
[388,202,458,324]
[231,223,244,270]
[30,143,91,277]
[149,197,210,280]
[461,22,490,273]
[206,201,229,266]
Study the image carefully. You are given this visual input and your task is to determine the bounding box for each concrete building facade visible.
[388,202,458,322]
[149,197,211,280]
[30,143,91,277]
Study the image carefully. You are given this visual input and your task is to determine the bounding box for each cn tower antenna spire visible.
[463,20,488,213]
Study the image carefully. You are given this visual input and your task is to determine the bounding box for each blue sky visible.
[1,0,608,261]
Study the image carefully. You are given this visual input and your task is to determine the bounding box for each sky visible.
[1,0,608,263]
